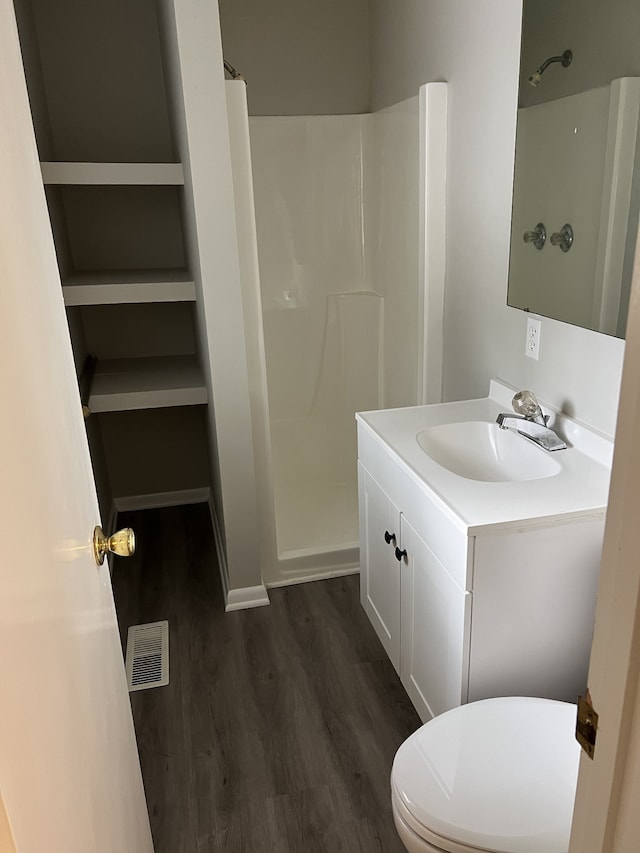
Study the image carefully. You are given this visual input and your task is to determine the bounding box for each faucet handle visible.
[522,222,546,250]
[550,223,574,252]
[512,390,550,425]
[512,390,540,418]
[512,390,549,425]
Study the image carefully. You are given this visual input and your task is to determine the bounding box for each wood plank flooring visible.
[112,504,421,852]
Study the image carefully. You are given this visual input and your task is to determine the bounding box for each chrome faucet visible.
[496,391,567,452]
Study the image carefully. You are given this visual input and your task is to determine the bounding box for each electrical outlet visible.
[525,316,541,360]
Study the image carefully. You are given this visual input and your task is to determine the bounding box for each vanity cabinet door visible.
[400,515,471,721]
[358,463,402,672]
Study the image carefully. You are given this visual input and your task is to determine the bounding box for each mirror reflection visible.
[507,0,640,338]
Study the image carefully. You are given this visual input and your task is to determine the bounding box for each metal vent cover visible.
[125,620,169,691]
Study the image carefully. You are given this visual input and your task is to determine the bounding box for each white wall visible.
[364,96,421,409]
[370,0,625,437]
[218,0,370,116]
[158,0,263,596]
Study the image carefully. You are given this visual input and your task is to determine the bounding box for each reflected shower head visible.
[528,49,572,87]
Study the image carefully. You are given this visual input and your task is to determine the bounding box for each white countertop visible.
[356,380,614,534]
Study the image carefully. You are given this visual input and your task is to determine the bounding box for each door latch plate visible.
[576,690,598,759]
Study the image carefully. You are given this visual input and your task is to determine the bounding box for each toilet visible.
[391,697,580,853]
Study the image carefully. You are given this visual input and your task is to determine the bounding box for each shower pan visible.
[226,80,446,587]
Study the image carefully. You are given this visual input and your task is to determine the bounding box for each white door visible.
[399,516,470,722]
[0,4,153,851]
[358,463,402,671]
[568,229,640,850]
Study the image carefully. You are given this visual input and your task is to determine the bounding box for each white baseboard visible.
[266,565,360,589]
[225,584,270,612]
[113,488,210,513]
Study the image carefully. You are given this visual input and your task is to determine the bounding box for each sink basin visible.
[416,421,562,482]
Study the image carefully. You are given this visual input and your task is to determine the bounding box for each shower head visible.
[528,70,543,88]
[224,58,246,82]
[528,49,572,87]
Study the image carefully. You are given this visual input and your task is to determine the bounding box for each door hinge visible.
[576,690,598,759]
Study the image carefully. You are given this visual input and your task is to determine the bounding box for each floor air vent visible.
[125,620,169,692]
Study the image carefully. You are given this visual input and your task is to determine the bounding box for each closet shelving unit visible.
[16,0,211,515]
[61,269,196,307]
[86,355,206,414]
[40,161,205,415]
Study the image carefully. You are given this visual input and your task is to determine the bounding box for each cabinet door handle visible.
[395,547,407,562]
[384,530,396,545]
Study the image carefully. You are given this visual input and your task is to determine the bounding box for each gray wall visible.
[101,407,210,498]
[217,0,370,115]
[23,0,174,161]
[370,0,625,437]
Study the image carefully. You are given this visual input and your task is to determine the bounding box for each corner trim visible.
[225,585,270,612]
[207,496,270,611]
[207,494,230,604]
[418,81,447,404]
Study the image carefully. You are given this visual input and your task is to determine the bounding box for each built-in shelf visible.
[88,355,207,413]
[62,269,196,306]
[40,162,184,185]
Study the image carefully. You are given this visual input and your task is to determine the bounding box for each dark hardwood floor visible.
[112,504,421,852]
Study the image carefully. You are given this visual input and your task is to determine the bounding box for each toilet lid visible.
[391,697,580,853]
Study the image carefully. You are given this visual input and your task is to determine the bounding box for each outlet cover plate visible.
[526,316,541,360]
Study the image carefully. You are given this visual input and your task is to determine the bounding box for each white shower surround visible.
[226,81,446,587]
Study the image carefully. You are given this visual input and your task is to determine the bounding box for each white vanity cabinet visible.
[357,390,610,723]
[358,464,402,669]
[359,462,472,718]
[399,513,472,720]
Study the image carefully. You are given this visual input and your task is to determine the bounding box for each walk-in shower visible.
[250,113,376,567]
[226,81,446,586]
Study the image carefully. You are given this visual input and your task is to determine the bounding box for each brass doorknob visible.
[93,526,136,566]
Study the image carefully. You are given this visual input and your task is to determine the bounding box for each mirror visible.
[507,0,640,338]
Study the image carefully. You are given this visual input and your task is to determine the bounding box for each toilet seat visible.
[392,785,494,853]
[390,697,580,853]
